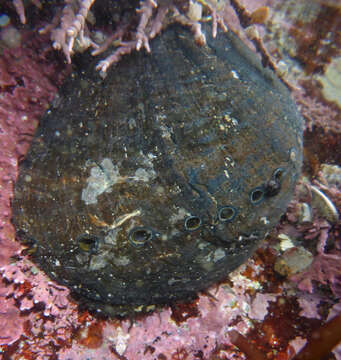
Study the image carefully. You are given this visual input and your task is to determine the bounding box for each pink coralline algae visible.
[54,256,290,360]
[1,0,341,359]
[1,258,79,354]
[291,221,341,298]
[0,289,24,346]
[289,179,341,299]
[0,27,70,350]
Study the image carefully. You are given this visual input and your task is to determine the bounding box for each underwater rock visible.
[12,24,303,316]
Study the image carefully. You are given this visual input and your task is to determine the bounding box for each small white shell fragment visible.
[187,1,202,22]
[311,185,339,224]
[278,233,295,251]
[297,202,312,223]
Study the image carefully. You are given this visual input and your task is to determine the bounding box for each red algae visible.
[170,299,200,325]
[248,297,321,354]
[293,312,341,360]
[248,247,283,294]
[75,320,105,349]
[289,4,341,75]
[171,348,190,360]
[228,330,267,360]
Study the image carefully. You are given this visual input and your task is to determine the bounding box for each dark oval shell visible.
[12,24,303,316]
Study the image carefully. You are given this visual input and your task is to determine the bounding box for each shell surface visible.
[12,24,303,315]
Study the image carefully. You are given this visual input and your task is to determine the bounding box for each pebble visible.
[274,246,313,277]
[320,163,341,188]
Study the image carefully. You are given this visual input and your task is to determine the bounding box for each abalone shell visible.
[12,24,303,316]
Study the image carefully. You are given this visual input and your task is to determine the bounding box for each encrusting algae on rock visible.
[12,18,303,316]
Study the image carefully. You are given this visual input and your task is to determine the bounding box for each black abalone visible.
[12,24,303,316]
